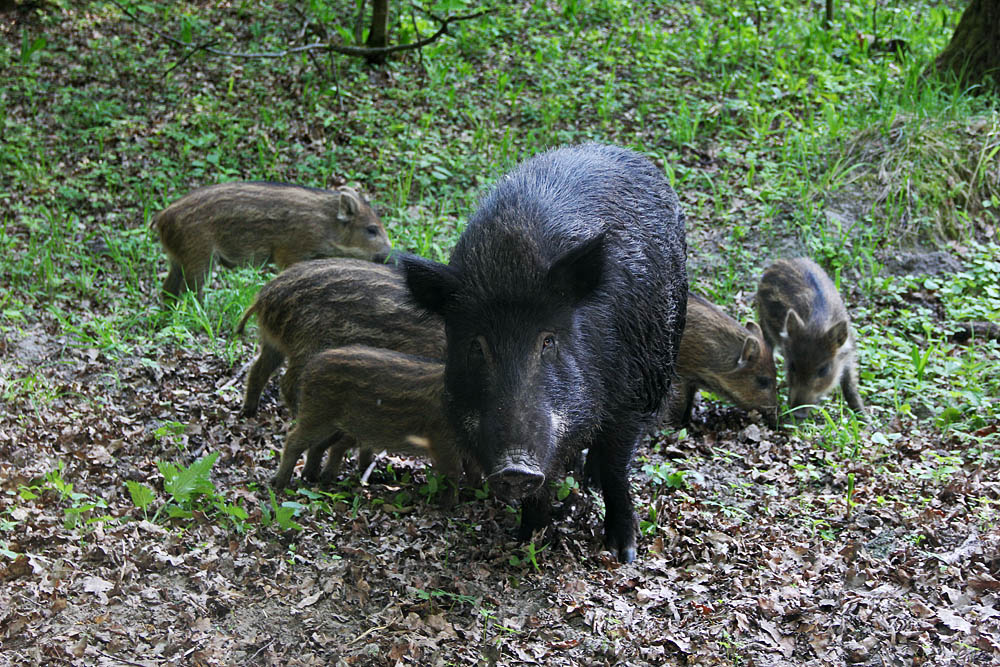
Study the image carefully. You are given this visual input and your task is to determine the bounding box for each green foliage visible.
[14,461,115,530]
[125,480,155,514]
[419,470,447,501]
[642,462,689,493]
[508,540,547,571]
[158,452,219,504]
[554,475,579,501]
[260,489,304,531]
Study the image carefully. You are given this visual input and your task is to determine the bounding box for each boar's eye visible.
[366,225,380,238]
[755,377,771,390]
[541,334,556,356]
[817,363,830,378]
[468,338,486,367]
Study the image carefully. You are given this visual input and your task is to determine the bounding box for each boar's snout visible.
[489,463,545,499]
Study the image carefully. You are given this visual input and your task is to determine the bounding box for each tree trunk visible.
[935,0,1000,89]
[365,0,389,65]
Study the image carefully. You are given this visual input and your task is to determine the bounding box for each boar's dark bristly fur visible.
[152,181,391,300]
[273,345,462,490]
[401,143,687,563]
[237,258,445,419]
[755,257,865,419]
[665,292,778,426]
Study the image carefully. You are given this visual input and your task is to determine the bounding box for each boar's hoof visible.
[605,532,637,563]
[488,465,545,499]
[605,512,640,563]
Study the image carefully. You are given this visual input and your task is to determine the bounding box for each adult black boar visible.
[402,143,687,563]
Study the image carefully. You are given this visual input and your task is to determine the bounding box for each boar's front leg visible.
[318,433,360,484]
[666,378,698,427]
[592,426,641,563]
[279,361,306,416]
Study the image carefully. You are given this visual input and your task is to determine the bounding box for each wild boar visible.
[402,143,687,563]
[273,345,462,490]
[665,292,777,426]
[755,257,864,418]
[236,258,446,418]
[151,181,391,300]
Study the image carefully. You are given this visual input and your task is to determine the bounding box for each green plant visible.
[153,420,188,450]
[845,472,856,520]
[414,588,478,608]
[419,470,449,501]
[261,489,304,531]
[642,462,689,495]
[554,475,579,501]
[21,462,115,530]
[508,540,547,571]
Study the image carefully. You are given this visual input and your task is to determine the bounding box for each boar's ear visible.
[737,335,761,368]
[546,232,606,303]
[401,254,462,316]
[337,188,362,222]
[781,309,804,340]
[745,321,764,340]
[826,320,849,350]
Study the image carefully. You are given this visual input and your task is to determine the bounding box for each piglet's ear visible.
[401,253,462,316]
[826,320,849,350]
[781,309,804,340]
[337,188,362,222]
[737,335,760,369]
[546,232,606,303]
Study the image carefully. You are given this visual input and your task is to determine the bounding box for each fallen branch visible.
[110,0,490,69]
[952,321,1000,343]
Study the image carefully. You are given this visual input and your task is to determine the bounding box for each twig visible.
[111,0,491,64]
[163,38,219,76]
[410,4,425,73]
[359,452,383,485]
[246,638,276,663]
[94,649,155,667]
[348,617,397,645]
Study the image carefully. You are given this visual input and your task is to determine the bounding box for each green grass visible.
[2,0,998,530]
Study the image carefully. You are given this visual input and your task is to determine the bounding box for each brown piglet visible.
[152,181,391,300]
[236,257,445,419]
[755,257,865,419]
[665,292,778,426]
[273,345,462,490]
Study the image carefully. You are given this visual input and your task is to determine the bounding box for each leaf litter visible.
[4,326,1000,665]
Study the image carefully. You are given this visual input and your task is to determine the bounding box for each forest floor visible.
[3,1,1000,665]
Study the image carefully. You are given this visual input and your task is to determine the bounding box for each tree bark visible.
[935,0,1000,89]
[365,0,389,64]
